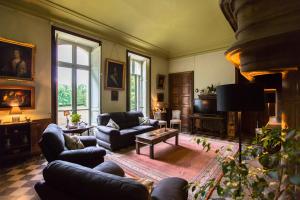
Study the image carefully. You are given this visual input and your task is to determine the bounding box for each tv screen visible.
[194,98,217,114]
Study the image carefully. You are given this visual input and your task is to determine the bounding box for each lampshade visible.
[63,110,70,116]
[216,84,265,112]
[10,106,22,115]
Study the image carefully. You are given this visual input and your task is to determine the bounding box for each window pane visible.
[58,44,72,63]
[77,69,89,109]
[77,47,89,66]
[77,109,89,124]
[57,67,72,126]
[130,75,137,111]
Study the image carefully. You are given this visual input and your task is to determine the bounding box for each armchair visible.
[35,160,188,200]
[39,124,106,168]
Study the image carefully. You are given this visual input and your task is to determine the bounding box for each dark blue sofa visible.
[96,111,159,151]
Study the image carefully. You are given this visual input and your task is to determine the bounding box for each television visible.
[194,96,217,114]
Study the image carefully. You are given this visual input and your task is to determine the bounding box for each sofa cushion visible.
[120,129,138,136]
[131,125,155,133]
[63,134,85,150]
[106,119,120,130]
[93,161,125,177]
[125,112,143,128]
[139,117,151,125]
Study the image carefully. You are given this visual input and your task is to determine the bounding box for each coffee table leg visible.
[175,134,178,145]
[150,144,154,159]
[136,142,140,154]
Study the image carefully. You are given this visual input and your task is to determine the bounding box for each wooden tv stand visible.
[189,113,227,136]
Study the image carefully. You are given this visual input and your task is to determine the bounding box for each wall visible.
[93,37,169,113]
[0,5,169,122]
[169,50,235,98]
[0,5,51,121]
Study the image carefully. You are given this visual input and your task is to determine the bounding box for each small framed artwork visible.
[105,59,126,90]
[157,74,165,90]
[0,38,35,81]
[0,85,35,110]
[111,90,119,101]
[157,93,164,102]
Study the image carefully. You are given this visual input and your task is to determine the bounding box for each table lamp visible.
[63,110,70,128]
[216,84,265,163]
[10,106,22,122]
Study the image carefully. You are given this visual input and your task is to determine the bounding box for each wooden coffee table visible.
[135,128,179,159]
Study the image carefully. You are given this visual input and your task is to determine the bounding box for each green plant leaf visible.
[289,175,300,185]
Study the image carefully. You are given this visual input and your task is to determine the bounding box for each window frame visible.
[51,26,102,124]
[57,39,92,124]
[126,50,151,117]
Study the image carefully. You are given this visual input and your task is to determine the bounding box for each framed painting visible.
[105,59,126,90]
[111,90,119,101]
[0,37,35,81]
[157,74,165,90]
[0,85,35,110]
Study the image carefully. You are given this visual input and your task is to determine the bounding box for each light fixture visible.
[10,106,22,123]
[64,110,70,128]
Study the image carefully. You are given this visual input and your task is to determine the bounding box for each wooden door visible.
[169,71,194,131]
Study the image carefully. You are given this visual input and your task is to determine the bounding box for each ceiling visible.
[2,0,235,58]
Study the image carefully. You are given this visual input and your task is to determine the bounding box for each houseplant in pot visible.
[190,128,300,200]
[70,113,81,127]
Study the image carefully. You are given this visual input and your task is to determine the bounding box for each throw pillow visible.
[131,177,154,195]
[106,119,120,130]
[139,117,151,125]
[63,134,85,150]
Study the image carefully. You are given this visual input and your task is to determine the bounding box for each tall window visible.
[128,52,150,116]
[56,31,101,125]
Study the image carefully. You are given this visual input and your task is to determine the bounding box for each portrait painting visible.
[111,90,119,101]
[0,38,35,80]
[105,59,125,90]
[157,74,165,90]
[0,86,35,110]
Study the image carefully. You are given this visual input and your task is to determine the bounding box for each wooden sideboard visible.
[189,113,227,137]
[0,118,51,166]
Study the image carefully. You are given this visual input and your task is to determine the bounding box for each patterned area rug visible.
[105,133,238,199]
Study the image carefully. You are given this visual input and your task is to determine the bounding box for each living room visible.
[0,0,300,200]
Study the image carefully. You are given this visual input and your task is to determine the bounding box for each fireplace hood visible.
[220,0,300,80]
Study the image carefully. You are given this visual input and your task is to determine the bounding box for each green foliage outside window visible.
[58,84,72,107]
[58,84,87,107]
[130,75,137,110]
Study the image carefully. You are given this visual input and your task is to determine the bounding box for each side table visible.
[61,125,95,136]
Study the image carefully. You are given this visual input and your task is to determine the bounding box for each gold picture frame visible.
[0,37,35,81]
[0,85,35,110]
[105,59,126,90]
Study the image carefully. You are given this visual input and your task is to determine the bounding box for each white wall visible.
[0,5,169,122]
[0,5,51,121]
[169,50,235,97]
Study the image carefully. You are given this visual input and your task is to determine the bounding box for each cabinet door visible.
[30,119,51,155]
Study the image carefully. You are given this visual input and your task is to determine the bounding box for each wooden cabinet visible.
[0,122,31,164]
[30,119,52,155]
[0,118,51,165]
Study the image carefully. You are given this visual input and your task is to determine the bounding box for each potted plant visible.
[190,128,300,200]
[195,84,217,98]
[70,113,81,127]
